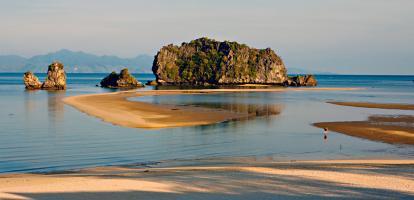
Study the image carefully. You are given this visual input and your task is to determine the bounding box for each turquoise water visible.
[0,73,413,173]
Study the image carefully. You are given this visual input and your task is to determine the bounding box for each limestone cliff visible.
[23,71,42,90]
[41,61,66,90]
[286,75,318,87]
[23,61,66,90]
[152,38,288,85]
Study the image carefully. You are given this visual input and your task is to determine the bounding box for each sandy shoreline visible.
[328,101,414,110]
[1,158,413,200]
[63,87,359,129]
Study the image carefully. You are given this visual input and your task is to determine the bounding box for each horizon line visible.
[1,71,414,76]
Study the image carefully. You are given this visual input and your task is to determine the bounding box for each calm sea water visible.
[0,73,413,173]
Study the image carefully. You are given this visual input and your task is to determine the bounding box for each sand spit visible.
[314,115,414,145]
[328,101,414,110]
[63,87,359,129]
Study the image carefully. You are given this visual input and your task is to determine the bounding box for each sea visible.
[0,73,413,173]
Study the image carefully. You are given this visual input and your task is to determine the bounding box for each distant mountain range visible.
[0,49,154,73]
[0,49,334,74]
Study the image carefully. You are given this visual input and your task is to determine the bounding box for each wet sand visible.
[316,101,414,145]
[328,101,414,110]
[1,159,414,200]
[63,87,358,129]
[314,115,414,145]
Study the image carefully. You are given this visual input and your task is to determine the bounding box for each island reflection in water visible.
[141,93,284,125]
[188,103,284,131]
[190,102,283,119]
[24,90,39,114]
[24,90,66,128]
[47,90,66,124]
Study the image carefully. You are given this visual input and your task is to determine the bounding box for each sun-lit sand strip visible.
[314,115,414,145]
[63,90,243,129]
[328,101,414,110]
[63,87,359,129]
[1,159,413,200]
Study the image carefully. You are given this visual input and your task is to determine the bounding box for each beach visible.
[63,87,359,129]
[1,158,414,200]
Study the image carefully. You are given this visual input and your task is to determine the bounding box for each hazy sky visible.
[1,0,413,74]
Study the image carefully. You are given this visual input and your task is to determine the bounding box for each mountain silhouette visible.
[0,49,153,73]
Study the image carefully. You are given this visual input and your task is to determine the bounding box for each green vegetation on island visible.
[153,37,288,85]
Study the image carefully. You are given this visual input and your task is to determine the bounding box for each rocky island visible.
[23,71,42,90]
[152,37,316,86]
[23,61,67,90]
[100,68,143,88]
[286,74,317,87]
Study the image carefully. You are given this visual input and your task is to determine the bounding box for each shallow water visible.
[0,73,413,173]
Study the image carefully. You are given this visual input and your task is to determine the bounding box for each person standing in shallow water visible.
[323,128,328,141]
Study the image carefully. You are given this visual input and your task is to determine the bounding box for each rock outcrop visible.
[152,37,288,85]
[286,75,318,87]
[145,80,158,86]
[41,61,67,90]
[23,71,42,89]
[23,61,66,90]
[100,68,143,88]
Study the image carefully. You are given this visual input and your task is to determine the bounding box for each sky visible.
[0,0,413,74]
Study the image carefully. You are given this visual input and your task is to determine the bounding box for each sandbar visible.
[328,101,414,110]
[63,87,359,129]
[314,115,414,145]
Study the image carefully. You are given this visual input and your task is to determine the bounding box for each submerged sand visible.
[1,159,413,200]
[328,101,414,110]
[63,87,359,129]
